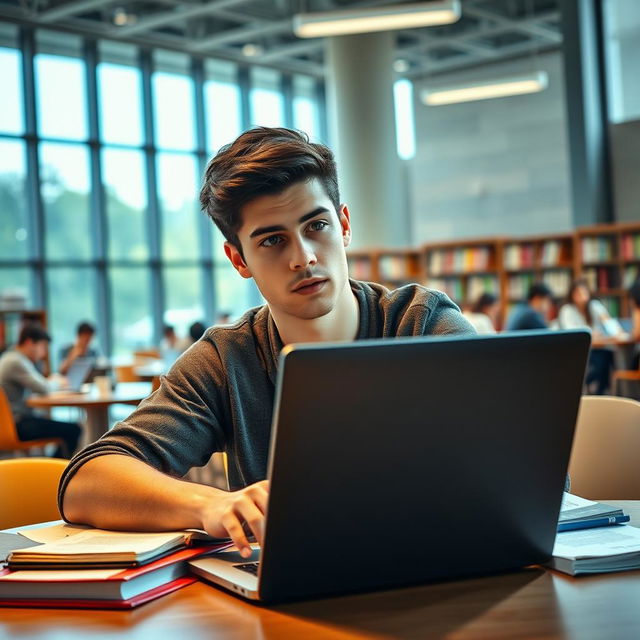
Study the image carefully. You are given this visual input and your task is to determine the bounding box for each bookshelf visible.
[502,233,576,313]
[347,223,640,322]
[421,238,502,309]
[577,223,640,317]
[347,249,421,288]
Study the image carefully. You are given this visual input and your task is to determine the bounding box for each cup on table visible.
[94,375,112,397]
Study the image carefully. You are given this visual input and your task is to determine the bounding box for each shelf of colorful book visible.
[347,252,376,282]
[421,239,501,308]
[377,250,422,285]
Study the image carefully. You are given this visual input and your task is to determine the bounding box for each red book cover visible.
[0,542,231,608]
[0,576,196,609]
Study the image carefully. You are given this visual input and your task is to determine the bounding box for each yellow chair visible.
[568,395,640,500]
[0,457,69,529]
[0,388,64,454]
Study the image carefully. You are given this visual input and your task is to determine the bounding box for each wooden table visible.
[26,382,151,444]
[1,502,639,639]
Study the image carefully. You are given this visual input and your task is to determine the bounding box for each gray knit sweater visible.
[58,280,474,511]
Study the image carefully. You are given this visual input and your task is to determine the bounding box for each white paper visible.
[17,522,90,544]
[553,524,640,559]
[560,492,597,512]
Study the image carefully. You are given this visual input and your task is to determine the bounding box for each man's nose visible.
[289,237,317,270]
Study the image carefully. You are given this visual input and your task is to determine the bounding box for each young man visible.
[0,323,81,458]
[60,127,474,558]
[58,321,98,376]
[506,282,554,331]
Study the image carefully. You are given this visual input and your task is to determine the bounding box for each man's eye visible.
[308,220,328,232]
[260,235,283,248]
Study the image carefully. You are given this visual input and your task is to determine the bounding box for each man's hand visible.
[200,480,269,558]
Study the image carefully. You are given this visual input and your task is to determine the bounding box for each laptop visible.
[189,329,591,603]
[61,357,95,392]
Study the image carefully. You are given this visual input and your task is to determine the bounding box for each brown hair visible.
[566,279,593,325]
[199,127,340,252]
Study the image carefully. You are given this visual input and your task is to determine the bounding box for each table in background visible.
[27,382,151,444]
[2,502,640,639]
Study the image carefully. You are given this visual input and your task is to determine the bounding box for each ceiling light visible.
[113,7,136,26]
[293,1,461,38]
[241,43,264,57]
[394,59,410,73]
[421,71,549,106]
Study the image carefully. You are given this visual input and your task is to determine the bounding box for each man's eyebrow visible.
[249,207,331,239]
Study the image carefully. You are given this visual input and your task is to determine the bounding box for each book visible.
[549,523,640,575]
[7,527,229,569]
[0,544,227,608]
[558,493,630,532]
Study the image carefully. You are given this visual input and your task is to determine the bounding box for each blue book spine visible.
[557,515,630,532]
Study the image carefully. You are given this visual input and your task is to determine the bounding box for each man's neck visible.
[272,280,360,346]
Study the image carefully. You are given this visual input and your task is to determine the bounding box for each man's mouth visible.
[292,278,328,294]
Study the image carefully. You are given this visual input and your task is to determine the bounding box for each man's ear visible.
[339,204,352,248]
[224,242,253,279]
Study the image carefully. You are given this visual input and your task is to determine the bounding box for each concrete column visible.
[326,32,408,248]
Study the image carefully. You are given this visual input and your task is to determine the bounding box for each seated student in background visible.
[0,323,81,458]
[558,279,625,395]
[506,283,554,331]
[464,292,499,334]
[629,279,640,370]
[59,321,98,376]
[60,126,475,558]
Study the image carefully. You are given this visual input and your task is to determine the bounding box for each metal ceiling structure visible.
[0,0,561,78]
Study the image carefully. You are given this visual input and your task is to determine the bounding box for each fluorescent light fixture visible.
[421,71,549,106]
[293,1,460,38]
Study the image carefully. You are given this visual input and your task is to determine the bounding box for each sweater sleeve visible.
[57,338,228,513]
[13,357,49,394]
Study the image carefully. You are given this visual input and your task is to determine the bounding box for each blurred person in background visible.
[627,279,640,368]
[558,279,625,394]
[464,292,499,334]
[0,323,81,458]
[59,321,98,376]
[506,283,554,331]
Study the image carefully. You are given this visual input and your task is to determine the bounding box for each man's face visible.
[224,178,351,321]
[24,339,48,362]
[78,332,94,349]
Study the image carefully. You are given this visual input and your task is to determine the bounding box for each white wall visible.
[408,51,572,243]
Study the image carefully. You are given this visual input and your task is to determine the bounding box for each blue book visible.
[557,514,630,532]
[557,492,629,533]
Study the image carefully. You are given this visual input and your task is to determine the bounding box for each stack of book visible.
[0,525,231,609]
[551,493,640,576]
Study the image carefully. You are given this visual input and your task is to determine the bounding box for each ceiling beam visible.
[113,0,250,37]
[463,6,561,43]
[37,0,120,23]
[187,20,293,52]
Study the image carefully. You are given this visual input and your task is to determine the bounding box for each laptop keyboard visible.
[233,562,259,576]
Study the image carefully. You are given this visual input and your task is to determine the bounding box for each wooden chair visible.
[114,365,142,383]
[613,369,640,398]
[568,395,640,500]
[0,388,64,455]
[133,348,161,361]
[0,457,69,528]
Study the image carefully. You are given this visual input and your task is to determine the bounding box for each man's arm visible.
[63,454,268,558]
[59,344,81,375]
[13,357,49,394]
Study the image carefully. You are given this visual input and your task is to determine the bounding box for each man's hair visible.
[471,292,497,314]
[527,282,553,301]
[200,127,340,251]
[629,279,640,307]
[189,321,206,342]
[77,321,95,336]
[163,324,175,336]
[18,323,51,345]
